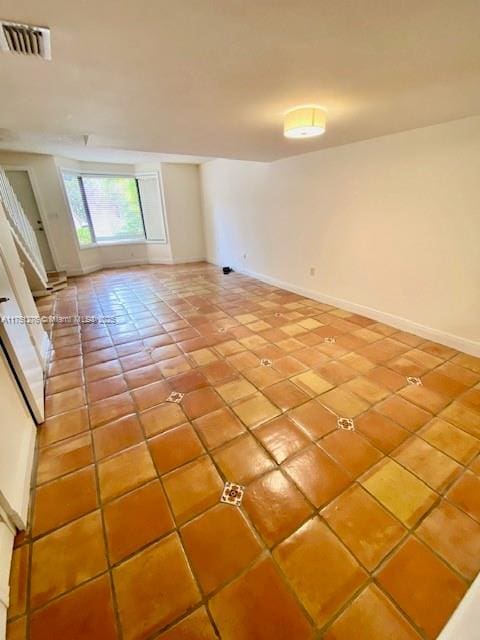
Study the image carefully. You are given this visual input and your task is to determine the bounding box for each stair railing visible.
[0,168,48,285]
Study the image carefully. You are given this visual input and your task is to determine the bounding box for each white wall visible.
[162,163,205,262]
[0,151,82,274]
[0,153,206,275]
[201,116,480,354]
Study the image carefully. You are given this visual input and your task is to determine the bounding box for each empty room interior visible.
[1,1,480,639]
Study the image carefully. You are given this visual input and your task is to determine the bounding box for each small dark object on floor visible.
[222,266,233,274]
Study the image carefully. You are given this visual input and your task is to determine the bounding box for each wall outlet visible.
[309,266,316,276]
[242,252,247,260]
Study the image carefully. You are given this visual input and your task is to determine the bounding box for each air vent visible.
[0,21,51,60]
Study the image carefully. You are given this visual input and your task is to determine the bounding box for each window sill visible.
[78,239,167,250]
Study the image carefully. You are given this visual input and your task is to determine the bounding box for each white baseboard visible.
[66,256,207,275]
[211,261,480,357]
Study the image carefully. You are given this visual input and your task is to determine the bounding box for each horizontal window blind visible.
[82,175,144,242]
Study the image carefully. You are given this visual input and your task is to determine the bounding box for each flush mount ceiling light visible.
[284,106,327,139]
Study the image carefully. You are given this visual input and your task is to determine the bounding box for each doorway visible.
[5,169,56,272]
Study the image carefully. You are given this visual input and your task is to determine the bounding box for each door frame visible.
[2,165,60,272]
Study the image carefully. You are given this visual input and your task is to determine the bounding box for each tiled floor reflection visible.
[7,262,480,640]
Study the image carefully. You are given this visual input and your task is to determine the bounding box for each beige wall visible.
[201,116,480,354]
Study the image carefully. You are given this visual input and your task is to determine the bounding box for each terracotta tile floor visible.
[7,262,480,640]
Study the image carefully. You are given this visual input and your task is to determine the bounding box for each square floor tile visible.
[343,376,390,404]
[201,360,237,385]
[113,533,200,640]
[263,380,310,411]
[243,470,313,547]
[86,374,128,403]
[216,377,257,404]
[38,407,89,449]
[282,445,351,508]
[30,511,107,609]
[7,544,29,619]
[104,480,174,564]
[36,433,93,485]
[361,459,437,527]
[323,584,421,640]
[139,402,187,437]
[321,485,405,570]
[32,466,98,537]
[365,366,406,391]
[377,538,466,639]
[231,393,281,428]
[272,355,308,377]
[155,607,217,640]
[356,410,409,453]
[291,371,334,396]
[193,406,246,450]
[98,443,157,502]
[6,616,26,640]
[243,365,284,389]
[416,500,480,579]
[89,392,135,427]
[181,503,262,593]
[253,415,311,464]
[439,402,480,439]
[419,418,480,464]
[376,395,432,432]
[446,471,480,522]
[273,517,367,626]
[92,414,144,460]
[319,430,383,477]
[213,433,275,484]
[148,423,205,474]
[182,387,224,419]
[30,575,117,640]
[131,381,172,412]
[288,399,338,439]
[393,436,462,491]
[45,387,86,418]
[124,364,162,390]
[163,455,224,524]
[422,370,468,398]
[398,384,450,414]
[209,557,313,640]
[319,388,369,418]
[46,370,84,396]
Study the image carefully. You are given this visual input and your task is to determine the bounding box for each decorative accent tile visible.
[406,376,422,386]
[260,358,272,367]
[221,481,245,507]
[324,337,336,344]
[337,417,355,431]
[167,391,184,403]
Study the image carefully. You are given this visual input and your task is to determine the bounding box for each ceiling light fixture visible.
[284,106,326,139]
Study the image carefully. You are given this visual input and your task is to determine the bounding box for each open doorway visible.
[5,169,56,272]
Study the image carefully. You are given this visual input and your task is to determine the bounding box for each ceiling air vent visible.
[0,21,51,60]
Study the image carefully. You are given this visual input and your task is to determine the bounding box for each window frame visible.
[59,168,168,249]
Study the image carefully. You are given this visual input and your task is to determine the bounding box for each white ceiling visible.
[1,0,480,162]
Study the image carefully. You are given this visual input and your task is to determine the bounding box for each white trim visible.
[2,165,60,271]
[213,262,480,357]
[39,331,51,371]
[66,256,206,276]
[438,573,480,639]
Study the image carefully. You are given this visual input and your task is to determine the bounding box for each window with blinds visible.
[61,171,167,246]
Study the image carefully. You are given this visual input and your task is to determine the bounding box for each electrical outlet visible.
[242,252,247,260]
[309,267,316,276]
